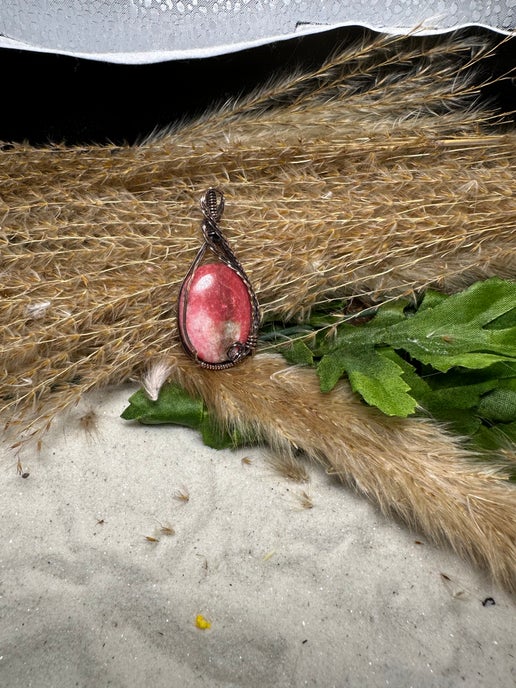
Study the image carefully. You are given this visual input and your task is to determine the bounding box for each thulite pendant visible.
[179,263,252,365]
[177,189,259,369]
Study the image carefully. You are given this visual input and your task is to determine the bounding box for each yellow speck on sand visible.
[195,614,211,630]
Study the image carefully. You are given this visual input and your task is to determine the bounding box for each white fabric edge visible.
[0,21,513,64]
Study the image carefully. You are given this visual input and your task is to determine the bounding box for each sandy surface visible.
[1,384,514,688]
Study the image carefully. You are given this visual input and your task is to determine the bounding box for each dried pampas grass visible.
[0,33,515,589]
[172,353,516,592]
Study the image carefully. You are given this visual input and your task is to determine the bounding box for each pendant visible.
[177,188,260,369]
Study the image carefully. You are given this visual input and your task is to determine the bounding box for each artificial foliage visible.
[121,383,255,450]
[267,278,516,467]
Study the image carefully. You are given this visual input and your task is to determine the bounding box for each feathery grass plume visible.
[266,449,310,483]
[295,490,314,510]
[141,358,175,401]
[171,353,516,592]
[173,487,190,504]
[77,408,100,440]
[0,33,515,588]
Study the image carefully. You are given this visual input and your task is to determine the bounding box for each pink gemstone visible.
[178,263,252,364]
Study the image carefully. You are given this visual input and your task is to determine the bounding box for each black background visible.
[0,25,514,146]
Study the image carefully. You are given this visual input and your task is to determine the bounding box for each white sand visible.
[1,384,514,687]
